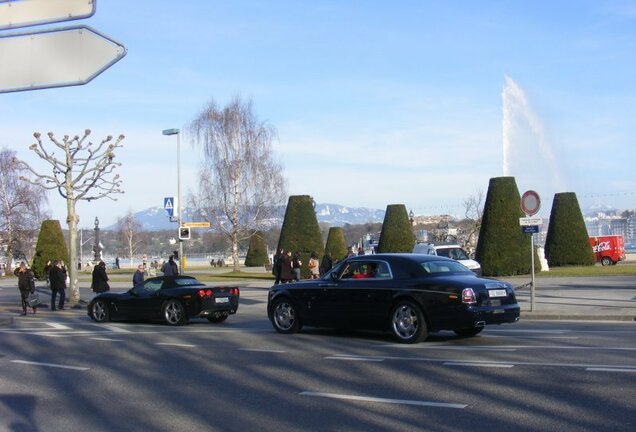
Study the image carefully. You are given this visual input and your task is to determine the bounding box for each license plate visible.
[215,297,229,304]
[488,289,507,298]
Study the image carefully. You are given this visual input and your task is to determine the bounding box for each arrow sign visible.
[0,25,126,93]
[164,197,174,217]
[0,0,96,30]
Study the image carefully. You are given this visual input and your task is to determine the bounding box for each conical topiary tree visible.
[244,230,270,267]
[377,204,415,253]
[544,192,595,267]
[31,220,69,280]
[324,227,347,262]
[475,177,531,276]
[277,195,324,278]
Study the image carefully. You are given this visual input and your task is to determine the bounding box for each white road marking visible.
[41,322,72,330]
[325,356,384,362]
[99,324,132,333]
[238,348,286,353]
[90,337,124,342]
[444,362,514,368]
[11,360,89,371]
[300,392,467,409]
[586,368,636,373]
[156,342,196,348]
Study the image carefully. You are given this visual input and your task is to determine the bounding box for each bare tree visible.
[17,130,124,302]
[117,210,143,269]
[189,97,286,272]
[0,148,49,267]
[461,190,484,249]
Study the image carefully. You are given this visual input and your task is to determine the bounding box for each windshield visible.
[420,260,473,275]
[436,247,469,260]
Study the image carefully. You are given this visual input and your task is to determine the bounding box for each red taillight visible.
[206,289,213,297]
[197,289,205,298]
[198,289,214,297]
[462,288,476,304]
[230,287,240,296]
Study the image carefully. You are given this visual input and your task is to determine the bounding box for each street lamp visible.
[162,128,183,271]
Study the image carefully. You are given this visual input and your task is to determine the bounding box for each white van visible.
[413,243,481,276]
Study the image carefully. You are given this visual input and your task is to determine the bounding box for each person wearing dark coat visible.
[279,251,294,283]
[133,265,145,286]
[292,251,302,281]
[161,256,179,276]
[91,261,110,293]
[273,249,284,284]
[49,260,67,310]
[319,251,333,276]
[14,262,37,315]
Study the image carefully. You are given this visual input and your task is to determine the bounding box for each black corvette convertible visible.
[87,275,240,326]
[268,253,520,343]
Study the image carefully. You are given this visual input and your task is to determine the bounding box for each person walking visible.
[91,261,110,293]
[14,262,37,315]
[320,251,333,276]
[308,252,320,279]
[161,255,179,276]
[292,251,302,281]
[133,264,145,286]
[115,256,120,269]
[273,248,284,284]
[49,260,67,310]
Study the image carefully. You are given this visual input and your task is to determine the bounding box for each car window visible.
[143,280,163,292]
[421,260,472,275]
[174,277,203,287]
[339,261,392,280]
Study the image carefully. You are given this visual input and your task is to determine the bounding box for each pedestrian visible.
[308,251,320,279]
[161,255,179,276]
[133,264,145,286]
[320,251,333,276]
[345,246,356,259]
[43,260,52,289]
[49,260,67,310]
[91,261,110,293]
[358,246,365,256]
[14,262,37,315]
[273,248,283,284]
[292,251,302,281]
[279,251,294,283]
[115,256,120,269]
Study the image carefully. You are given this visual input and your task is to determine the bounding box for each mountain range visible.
[105,203,386,231]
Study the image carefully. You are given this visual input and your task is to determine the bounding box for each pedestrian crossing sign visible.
[164,197,174,217]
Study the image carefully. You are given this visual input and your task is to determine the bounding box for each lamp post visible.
[162,128,183,271]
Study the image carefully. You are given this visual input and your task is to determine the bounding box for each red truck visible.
[589,235,626,266]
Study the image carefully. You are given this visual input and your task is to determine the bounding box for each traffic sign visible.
[163,197,174,217]
[521,190,541,216]
[520,217,543,226]
[182,221,211,228]
[178,227,191,240]
[522,225,540,234]
[0,25,126,93]
[0,0,96,30]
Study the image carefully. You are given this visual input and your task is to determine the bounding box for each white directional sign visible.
[0,0,96,30]
[0,25,126,93]
[519,217,543,226]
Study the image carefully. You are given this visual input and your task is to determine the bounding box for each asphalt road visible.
[1,287,635,432]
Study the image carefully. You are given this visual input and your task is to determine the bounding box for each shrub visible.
[377,204,415,253]
[324,227,347,262]
[244,231,270,266]
[31,220,69,280]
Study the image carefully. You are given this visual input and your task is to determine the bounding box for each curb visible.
[521,313,635,322]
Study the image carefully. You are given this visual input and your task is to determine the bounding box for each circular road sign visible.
[521,190,541,216]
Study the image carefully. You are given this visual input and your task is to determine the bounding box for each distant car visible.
[413,243,481,275]
[268,254,519,344]
[87,275,240,326]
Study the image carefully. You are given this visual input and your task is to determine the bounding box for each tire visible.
[91,300,110,323]
[601,256,612,266]
[270,297,302,334]
[207,314,228,323]
[390,300,427,344]
[454,327,484,338]
[163,300,186,326]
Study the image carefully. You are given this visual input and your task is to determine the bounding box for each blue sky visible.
[1,0,635,227]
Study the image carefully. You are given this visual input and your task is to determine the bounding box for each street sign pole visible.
[520,190,541,312]
[530,234,535,312]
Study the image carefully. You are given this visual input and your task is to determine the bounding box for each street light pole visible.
[162,128,183,271]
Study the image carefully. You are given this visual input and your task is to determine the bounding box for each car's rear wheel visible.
[207,314,228,323]
[390,300,427,344]
[91,300,109,322]
[271,297,301,334]
[601,256,612,266]
[454,327,484,337]
[163,300,186,326]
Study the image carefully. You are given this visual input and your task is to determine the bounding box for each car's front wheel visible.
[454,327,484,337]
[163,300,186,326]
[390,300,427,343]
[91,300,110,322]
[601,256,613,266]
[271,297,301,334]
